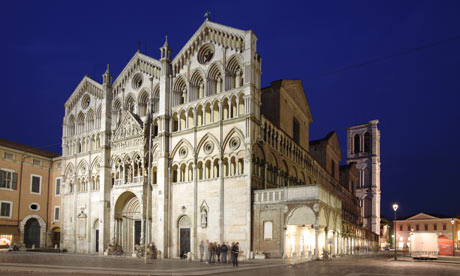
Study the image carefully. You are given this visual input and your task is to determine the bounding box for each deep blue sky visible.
[2,1,459,219]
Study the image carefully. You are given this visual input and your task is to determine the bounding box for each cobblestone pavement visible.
[1,251,459,276]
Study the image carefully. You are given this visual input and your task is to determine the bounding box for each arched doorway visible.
[178,215,191,258]
[285,206,316,258]
[94,219,99,253]
[51,227,60,248]
[24,218,40,248]
[114,192,141,255]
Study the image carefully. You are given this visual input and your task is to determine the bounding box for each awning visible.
[0,225,19,235]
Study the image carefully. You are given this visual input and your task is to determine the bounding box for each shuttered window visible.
[0,170,18,189]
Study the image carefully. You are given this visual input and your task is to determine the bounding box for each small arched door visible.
[178,215,191,258]
[24,218,40,248]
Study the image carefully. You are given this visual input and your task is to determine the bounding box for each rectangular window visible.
[264,221,273,240]
[54,206,60,221]
[443,224,447,230]
[434,224,437,230]
[424,224,428,231]
[293,118,300,144]
[0,170,18,189]
[33,159,41,166]
[407,225,411,231]
[55,178,61,196]
[399,225,403,231]
[31,175,41,194]
[4,152,13,160]
[0,201,12,218]
[416,225,419,231]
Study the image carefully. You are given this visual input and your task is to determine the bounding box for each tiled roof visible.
[0,138,60,158]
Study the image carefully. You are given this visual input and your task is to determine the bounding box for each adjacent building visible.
[0,138,62,249]
[394,213,459,251]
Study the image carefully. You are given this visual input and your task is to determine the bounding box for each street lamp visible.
[451,218,455,256]
[393,203,399,261]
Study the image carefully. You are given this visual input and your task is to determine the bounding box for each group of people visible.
[199,240,240,267]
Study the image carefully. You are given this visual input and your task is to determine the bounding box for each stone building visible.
[60,19,377,259]
[0,138,62,249]
[347,120,381,235]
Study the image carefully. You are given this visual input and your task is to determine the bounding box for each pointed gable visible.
[65,76,103,112]
[279,80,313,123]
[172,20,251,73]
[113,111,144,142]
[111,51,162,97]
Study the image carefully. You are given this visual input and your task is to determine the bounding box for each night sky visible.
[2,1,459,219]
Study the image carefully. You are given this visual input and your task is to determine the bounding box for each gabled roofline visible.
[65,75,103,108]
[112,51,161,88]
[171,20,251,65]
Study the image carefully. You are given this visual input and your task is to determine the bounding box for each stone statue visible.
[201,208,207,228]
[117,109,122,126]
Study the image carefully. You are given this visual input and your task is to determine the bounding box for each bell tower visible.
[347,120,381,235]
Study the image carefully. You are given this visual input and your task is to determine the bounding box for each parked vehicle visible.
[410,232,439,259]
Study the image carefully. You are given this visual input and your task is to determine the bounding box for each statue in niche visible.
[126,166,132,183]
[200,207,208,228]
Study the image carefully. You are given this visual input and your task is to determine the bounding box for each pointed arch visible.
[95,104,102,129]
[222,127,245,152]
[197,132,221,156]
[86,108,95,131]
[226,54,243,90]
[124,93,136,113]
[138,89,149,116]
[170,138,195,160]
[206,62,223,95]
[173,75,187,106]
[190,69,205,101]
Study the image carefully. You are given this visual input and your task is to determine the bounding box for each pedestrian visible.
[221,242,228,264]
[199,241,204,262]
[208,241,213,264]
[216,243,221,263]
[211,242,217,263]
[232,242,239,267]
[204,240,209,263]
[230,242,235,264]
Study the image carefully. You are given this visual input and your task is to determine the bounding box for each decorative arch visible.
[173,75,187,106]
[222,127,245,152]
[197,132,221,156]
[286,206,316,226]
[170,138,195,160]
[19,214,47,248]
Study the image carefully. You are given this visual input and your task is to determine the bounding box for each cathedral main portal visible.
[114,191,141,255]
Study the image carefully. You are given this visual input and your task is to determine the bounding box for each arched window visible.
[204,103,212,124]
[226,56,243,90]
[172,165,178,183]
[67,115,75,136]
[213,159,219,178]
[197,162,203,180]
[125,95,135,113]
[354,134,360,154]
[173,76,187,106]
[138,90,149,116]
[364,132,371,153]
[190,71,204,101]
[207,63,223,95]
[95,105,102,129]
[172,113,179,132]
[76,112,85,134]
[86,109,94,131]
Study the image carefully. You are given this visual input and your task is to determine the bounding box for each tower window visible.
[293,118,300,144]
[354,134,360,153]
[364,132,371,153]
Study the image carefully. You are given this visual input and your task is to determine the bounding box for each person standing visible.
[232,242,239,267]
[199,241,204,262]
[221,242,228,264]
[216,243,221,263]
[211,242,217,263]
[230,242,235,264]
[204,240,210,263]
[208,241,213,264]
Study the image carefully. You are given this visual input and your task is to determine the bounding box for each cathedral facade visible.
[60,20,378,259]
[61,20,261,258]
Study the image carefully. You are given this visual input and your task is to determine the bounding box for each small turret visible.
[160,35,172,61]
[102,64,113,86]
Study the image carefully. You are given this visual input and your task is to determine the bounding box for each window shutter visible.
[12,172,18,189]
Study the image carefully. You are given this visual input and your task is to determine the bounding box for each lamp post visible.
[451,218,455,256]
[393,203,399,261]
